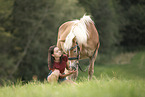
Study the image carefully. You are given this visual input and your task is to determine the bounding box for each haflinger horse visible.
[57,15,100,80]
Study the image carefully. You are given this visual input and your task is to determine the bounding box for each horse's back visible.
[87,22,99,48]
[57,21,75,49]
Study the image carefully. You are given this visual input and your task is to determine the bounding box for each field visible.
[0,51,145,97]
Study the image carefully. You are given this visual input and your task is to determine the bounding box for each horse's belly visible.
[80,49,94,59]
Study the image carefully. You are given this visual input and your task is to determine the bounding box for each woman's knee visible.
[47,70,60,82]
[52,69,60,76]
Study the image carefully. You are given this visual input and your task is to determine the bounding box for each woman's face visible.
[52,47,62,58]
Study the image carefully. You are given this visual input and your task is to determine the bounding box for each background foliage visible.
[0,0,145,84]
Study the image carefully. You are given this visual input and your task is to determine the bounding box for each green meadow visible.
[0,51,145,97]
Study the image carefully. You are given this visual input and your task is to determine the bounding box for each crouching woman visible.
[47,45,76,83]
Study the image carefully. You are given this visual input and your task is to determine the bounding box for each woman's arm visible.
[59,70,76,78]
[60,57,76,78]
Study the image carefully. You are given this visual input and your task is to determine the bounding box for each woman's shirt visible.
[49,54,68,74]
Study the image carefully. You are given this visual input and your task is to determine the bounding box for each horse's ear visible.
[72,37,77,43]
[52,54,54,57]
[59,39,65,42]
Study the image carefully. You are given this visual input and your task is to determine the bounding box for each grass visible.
[0,78,145,97]
[78,51,145,81]
[0,51,145,97]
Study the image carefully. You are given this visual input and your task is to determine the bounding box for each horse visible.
[57,15,100,80]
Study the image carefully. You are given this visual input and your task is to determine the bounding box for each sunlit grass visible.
[0,51,145,97]
[0,77,145,97]
[79,51,145,80]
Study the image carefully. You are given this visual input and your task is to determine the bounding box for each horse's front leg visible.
[70,65,78,80]
[65,65,78,81]
[73,65,78,80]
[88,58,95,80]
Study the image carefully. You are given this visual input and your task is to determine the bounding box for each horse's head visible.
[67,42,80,70]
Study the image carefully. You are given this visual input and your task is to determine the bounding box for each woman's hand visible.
[59,70,77,78]
[69,70,77,74]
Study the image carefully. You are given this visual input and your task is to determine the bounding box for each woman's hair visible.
[48,45,63,69]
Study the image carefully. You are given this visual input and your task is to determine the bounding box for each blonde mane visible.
[64,15,93,51]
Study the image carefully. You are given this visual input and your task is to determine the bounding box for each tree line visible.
[0,0,144,84]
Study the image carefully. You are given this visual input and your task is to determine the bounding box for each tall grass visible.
[0,51,145,97]
[0,77,145,97]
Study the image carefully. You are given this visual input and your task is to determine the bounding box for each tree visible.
[11,0,85,81]
[0,0,15,83]
[0,0,85,83]
[78,0,121,54]
[119,0,145,50]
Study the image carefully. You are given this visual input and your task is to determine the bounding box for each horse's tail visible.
[64,15,93,51]
[80,14,94,26]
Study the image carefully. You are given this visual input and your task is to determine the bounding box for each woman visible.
[47,45,76,83]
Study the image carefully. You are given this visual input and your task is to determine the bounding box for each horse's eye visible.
[74,50,76,53]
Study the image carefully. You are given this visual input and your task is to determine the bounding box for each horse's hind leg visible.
[88,58,95,80]
[88,49,99,80]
